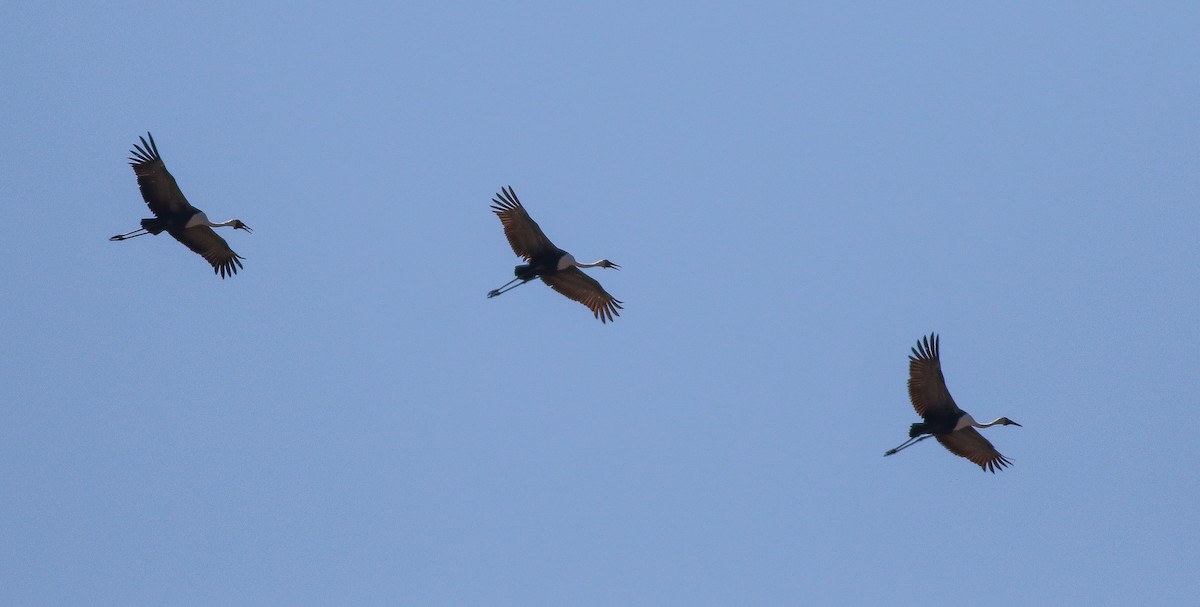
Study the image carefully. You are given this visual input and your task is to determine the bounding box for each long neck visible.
[575,259,608,268]
[974,417,1008,428]
[185,212,236,230]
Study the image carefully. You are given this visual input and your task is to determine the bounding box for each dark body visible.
[513,248,570,281]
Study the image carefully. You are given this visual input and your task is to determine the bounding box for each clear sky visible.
[2,2,1197,605]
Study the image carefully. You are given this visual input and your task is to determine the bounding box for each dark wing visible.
[936,428,1013,473]
[490,186,557,260]
[169,227,245,278]
[129,132,194,217]
[908,333,959,417]
[540,267,623,323]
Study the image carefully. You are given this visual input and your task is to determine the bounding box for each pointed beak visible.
[239,224,253,233]
[1010,420,1022,427]
[610,262,621,270]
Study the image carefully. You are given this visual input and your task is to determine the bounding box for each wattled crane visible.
[884,333,1021,472]
[487,186,623,323]
[110,132,252,278]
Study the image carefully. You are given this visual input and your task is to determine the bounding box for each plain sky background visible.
[2,2,1197,605]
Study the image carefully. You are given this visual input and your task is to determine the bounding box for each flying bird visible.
[884,333,1021,472]
[110,132,252,278]
[487,186,622,322]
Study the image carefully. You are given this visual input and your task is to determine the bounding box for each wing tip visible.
[982,454,1014,473]
[910,332,940,362]
[490,186,523,214]
[595,301,622,323]
[129,131,163,166]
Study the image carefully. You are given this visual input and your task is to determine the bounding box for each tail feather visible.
[139,218,166,235]
[514,264,537,281]
[909,422,930,438]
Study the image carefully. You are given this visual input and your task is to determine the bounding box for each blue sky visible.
[2,2,1197,605]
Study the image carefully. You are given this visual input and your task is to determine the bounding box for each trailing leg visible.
[884,434,932,456]
[110,228,149,241]
[487,277,531,298]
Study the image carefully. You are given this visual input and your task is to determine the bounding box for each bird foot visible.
[486,290,500,298]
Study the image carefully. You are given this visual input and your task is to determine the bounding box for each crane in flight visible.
[885,333,1021,472]
[110,132,252,278]
[487,186,622,323]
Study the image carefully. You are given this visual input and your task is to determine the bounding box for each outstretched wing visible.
[936,428,1013,473]
[490,186,556,260]
[169,227,245,278]
[540,267,622,323]
[129,132,194,218]
[908,333,959,418]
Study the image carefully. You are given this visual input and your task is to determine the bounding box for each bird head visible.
[233,220,253,233]
[998,417,1021,427]
[599,259,620,270]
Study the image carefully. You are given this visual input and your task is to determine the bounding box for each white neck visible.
[955,414,1008,431]
[555,253,612,271]
[185,211,242,230]
[974,417,1009,428]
